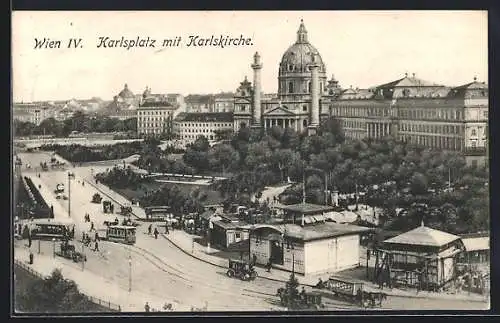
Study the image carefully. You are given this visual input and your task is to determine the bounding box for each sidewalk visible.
[162,230,489,303]
[82,178,147,220]
[14,246,188,312]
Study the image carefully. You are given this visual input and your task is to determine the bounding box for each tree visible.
[16,269,97,313]
[410,172,428,195]
[208,144,240,175]
[283,273,300,310]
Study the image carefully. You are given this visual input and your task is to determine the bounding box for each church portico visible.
[233,19,329,135]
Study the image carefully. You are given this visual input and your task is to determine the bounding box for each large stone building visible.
[13,103,53,125]
[173,112,234,142]
[233,20,488,165]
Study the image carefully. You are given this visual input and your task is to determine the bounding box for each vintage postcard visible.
[12,11,490,314]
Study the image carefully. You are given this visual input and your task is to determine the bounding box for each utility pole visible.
[128,252,132,292]
[302,171,306,204]
[81,243,85,271]
[448,167,451,190]
[324,171,328,206]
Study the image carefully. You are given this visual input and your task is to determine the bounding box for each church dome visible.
[118,84,135,99]
[279,20,326,74]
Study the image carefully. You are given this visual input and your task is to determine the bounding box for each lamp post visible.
[68,172,75,218]
[81,243,85,271]
[52,238,56,258]
[38,239,41,254]
[128,253,132,292]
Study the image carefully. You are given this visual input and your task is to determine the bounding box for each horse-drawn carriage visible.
[91,193,102,204]
[226,259,257,281]
[120,206,133,216]
[317,276,387,308]
[276,288,324,310]
[55,239,87,263]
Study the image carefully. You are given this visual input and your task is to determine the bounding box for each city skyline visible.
[12,11,488,102]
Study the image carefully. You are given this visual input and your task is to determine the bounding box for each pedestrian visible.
[90,222,94,231]
[154,228,159,239]
[144,302,150,312]
[165,223,170,234]
[71,226,75,238]
[252,253,257,266]
[38,173,40,178]
[266,258,272,272]
[93,240,99,252]
[95,231,99,241]
[148,224,152,235]
[28,233,32,248]
[82,181,84,187]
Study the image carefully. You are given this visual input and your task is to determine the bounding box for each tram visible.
[104,225,136,245]
[23,219,73,240]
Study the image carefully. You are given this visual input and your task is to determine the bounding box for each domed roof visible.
[118,84,135,99]
[279,20,326,73]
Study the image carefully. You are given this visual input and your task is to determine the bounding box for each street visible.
[14,152,490,311]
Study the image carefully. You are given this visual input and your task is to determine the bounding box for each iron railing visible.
[14,259,121,312]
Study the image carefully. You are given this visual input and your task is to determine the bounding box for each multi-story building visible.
[173,112,234,142]
[233,20,488,165]
[214,93,235,112]
[184,94,215,113]
[136,99,178,136]
[13,103,53,125]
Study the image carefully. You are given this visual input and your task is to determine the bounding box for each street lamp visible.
[81,243,85,271]
[52,238,56,258]
[128,253,132,292]
[67,172,75,218]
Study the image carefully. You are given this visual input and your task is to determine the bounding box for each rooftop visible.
[461,236,489,252]
[174,112,234,122]
[252,222,370,242]
[139,101,174,108]
[278,203,335,215]
[384,223,461,247]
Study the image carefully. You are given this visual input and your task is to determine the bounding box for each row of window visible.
[401,135,464,150]
[181,129,217,133]
[332,106,390,118]
[179,122,232,128]
[398,108,463,120]
[138,117,171,122]
[137,110,172,116]
[400,123,462,135]
[332,106,486,121]
[138,123,166,128]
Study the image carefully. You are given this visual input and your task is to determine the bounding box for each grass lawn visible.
[114,181,226,205]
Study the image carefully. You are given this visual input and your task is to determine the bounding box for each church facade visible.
[232,20,488,165]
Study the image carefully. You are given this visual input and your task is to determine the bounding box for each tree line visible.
[96,117,488,234]
[13,111,137,138]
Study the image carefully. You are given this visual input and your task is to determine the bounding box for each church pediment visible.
[264,106,296,116]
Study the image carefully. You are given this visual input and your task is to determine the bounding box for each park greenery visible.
[13,111,137,138]
[15,268,114,313]
[94,117,488,234]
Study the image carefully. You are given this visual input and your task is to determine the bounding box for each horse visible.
[364,292,387,308]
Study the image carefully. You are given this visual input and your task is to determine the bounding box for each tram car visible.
[103,225,136,245]
[23,219,73,240]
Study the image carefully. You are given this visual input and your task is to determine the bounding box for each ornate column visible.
[251,52,263,128]
[308,54,320,136]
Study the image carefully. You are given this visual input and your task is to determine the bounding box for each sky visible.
[12,11,488,102]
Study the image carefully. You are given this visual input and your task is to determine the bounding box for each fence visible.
[14,259,122,312]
